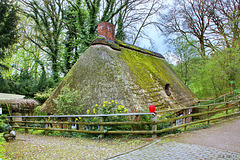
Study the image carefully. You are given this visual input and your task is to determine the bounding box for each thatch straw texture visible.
[0,98,39,111]
[40,38,198,114]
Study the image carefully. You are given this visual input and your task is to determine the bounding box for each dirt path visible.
[168,117,240,153]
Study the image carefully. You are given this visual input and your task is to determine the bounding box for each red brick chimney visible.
[98,22,115,42]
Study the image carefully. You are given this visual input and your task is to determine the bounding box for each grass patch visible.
[0,133,8,160]
[186,123,209,131]
[234,88,240,92]
[210,109,235,119]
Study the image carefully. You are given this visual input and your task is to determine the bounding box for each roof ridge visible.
[91,37,165,59]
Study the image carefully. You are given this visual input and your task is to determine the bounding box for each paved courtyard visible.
[109,140,240,160]
[108,117,240,160]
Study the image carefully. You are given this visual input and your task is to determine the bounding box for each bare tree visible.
[119,0,165,45]
[132,0,163,45]
[208,0,240,51]
[156,0,213,58]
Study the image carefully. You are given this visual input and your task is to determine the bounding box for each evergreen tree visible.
[0,0,19,69]
[115,12,126,41]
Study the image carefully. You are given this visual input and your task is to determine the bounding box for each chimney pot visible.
[98,22,115,42]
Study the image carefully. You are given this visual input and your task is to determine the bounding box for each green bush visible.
[0,115,8,159]
[81,101,153,132]
[53,85,89,115]
[30,129,45,135]
[0,133,7,159]
[33,106,47,116]
[34,88,54,104]
[81,101,132,131]
[0,115,9,133]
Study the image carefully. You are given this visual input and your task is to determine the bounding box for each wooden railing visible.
[3,100,240,138]
[198,90,240,105]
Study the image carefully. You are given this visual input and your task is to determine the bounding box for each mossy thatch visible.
[0,98,39,112]
[40,38,198,114]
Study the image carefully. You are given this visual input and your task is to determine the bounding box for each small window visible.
[165,84,171,96]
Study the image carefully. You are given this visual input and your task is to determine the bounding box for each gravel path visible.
[4,134,149,160]
[108,117,240,160]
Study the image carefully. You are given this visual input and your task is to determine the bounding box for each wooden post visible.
[100,117,104,131]
[100,117,104,138]
[207,106,210,125]
[226,102,229,116]
[238,100,240,111]
[152,113,157,139]
[68,118,71,137]
[44,118,48,135]
[9,117,13,127]
[60,118,63,129]
[184,109,187,131]
[24,117,28,133]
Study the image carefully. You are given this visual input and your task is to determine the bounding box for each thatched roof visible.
[0,93,25,100]
[40,37,198,115]
[0,93,39,111]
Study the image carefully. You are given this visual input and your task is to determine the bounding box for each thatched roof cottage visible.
[40,22,198,114]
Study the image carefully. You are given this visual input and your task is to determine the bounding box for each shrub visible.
[82,101,154,132]
[33,106,47,116]
[53,85,89,115]
[128,106,152,131]
[83,101,131,131]
[0,115,8,159]
[0,133,7,159]
[0,115,8,133]
[34,88,54,104]
[30,129,45,135]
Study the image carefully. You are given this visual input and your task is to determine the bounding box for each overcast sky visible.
[131,0,177,65]
[135,23,178,65]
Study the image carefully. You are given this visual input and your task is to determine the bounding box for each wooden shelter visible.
[0,93,39,118]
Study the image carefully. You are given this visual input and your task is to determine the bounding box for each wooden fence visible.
[198,90,240,105]
[4,99,240,138]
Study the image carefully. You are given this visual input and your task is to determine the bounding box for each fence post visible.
[60,118,63,129]
[226,102,229,116]
[99,117,104,131]
[152,113,157,139]
[184,109,188,131]
[99,117,104,138]
[68,117,71,137]
[238,100,240,111]
[44,118,48,135]
[24,117,28,133]
[9,117,13,127]
[207,106,210,125]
